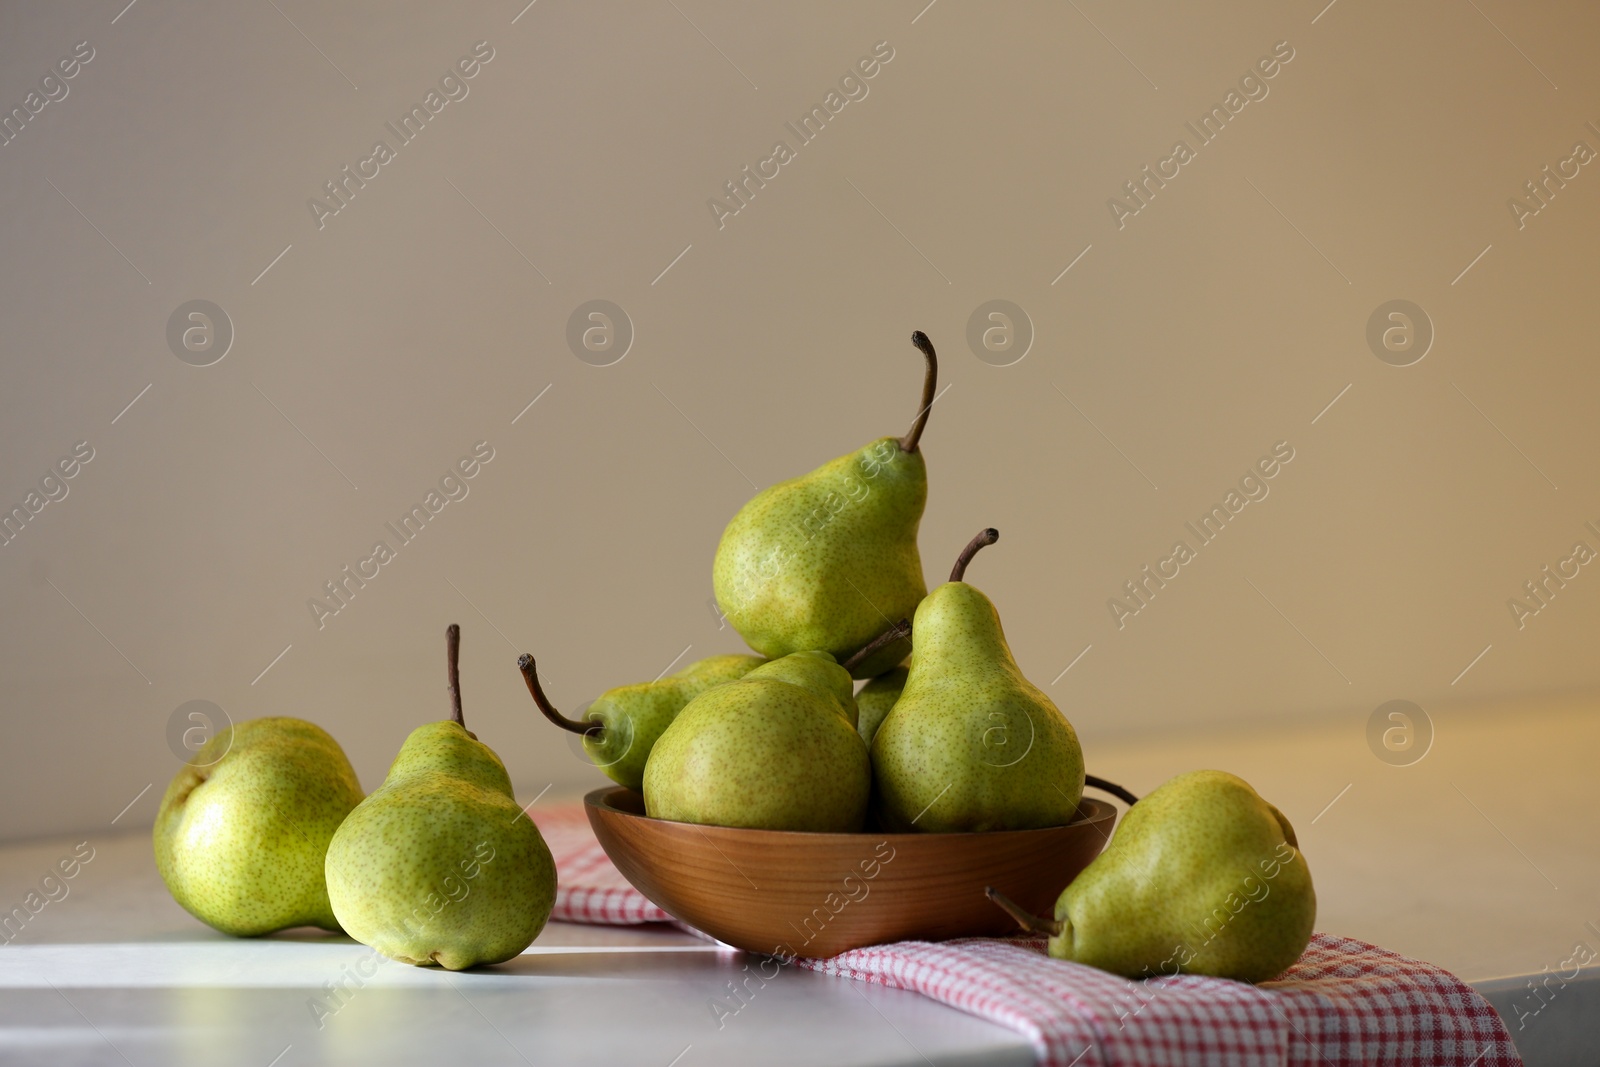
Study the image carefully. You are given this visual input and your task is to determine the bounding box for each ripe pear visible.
[855,666,907,746]
[872,529,1085,832]
[712,332,940,679]
[991,770,1316,983]
[326,626,556,970]
[154,718,363,936]
[742,650,858,727]
[519,652,763,791]
[643,652,871,831]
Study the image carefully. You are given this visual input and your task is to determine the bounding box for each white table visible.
[4,693,1598,1065]
[0,831,1031,1067]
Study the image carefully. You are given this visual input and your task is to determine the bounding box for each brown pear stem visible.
[446,624,465,728]
[898,331,939,454]
[985,887,1064,937]
[1084,774,1139,806]
[950,528,999,582]
[517,653,601,736]
[843,619,912,674]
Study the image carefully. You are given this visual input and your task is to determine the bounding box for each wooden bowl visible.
[584,786,1117,959]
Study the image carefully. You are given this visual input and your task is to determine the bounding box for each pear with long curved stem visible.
[713,331,939,679]
[518,652,763,791]
[871,528,1086,832]
[326,625,557,970]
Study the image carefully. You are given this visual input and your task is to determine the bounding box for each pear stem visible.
[446,624,465,728]
[898,331,938,454]
[843,618,912,674]
[1084,774,1139,806]
[985,887,1064,937]
[517,654,601,736]
[950,528,999,582]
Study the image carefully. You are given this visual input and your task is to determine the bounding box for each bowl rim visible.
[583,785,1117,841]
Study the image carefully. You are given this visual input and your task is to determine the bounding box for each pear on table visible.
[871,528,1086,832]
[153,718,363,936]
[519,652,763,791]
[641,650,872,832]
[712,331,940,679]
[990,770,1316,983]
[326,625,556,970]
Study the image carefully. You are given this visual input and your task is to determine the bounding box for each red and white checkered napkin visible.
[532,804,1520,1066]
[532,804,673,925]
[805,935,1520,1067]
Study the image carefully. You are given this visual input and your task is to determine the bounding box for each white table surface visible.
[0,829,1033,1067]
[3,693,1597,1066]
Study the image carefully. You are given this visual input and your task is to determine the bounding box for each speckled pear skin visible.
[1052,770,1315,983]
[643,671,871,832]
[871,583,1084,833]
[855,666,907,746]
[582,653,765,791]
[153,717,363,937]
[324,722,556,970]
[742,650,859,728]
[713,436,926,679]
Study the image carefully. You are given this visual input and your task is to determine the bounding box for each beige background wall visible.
[2,0,1597,841]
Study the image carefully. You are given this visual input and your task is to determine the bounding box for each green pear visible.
[855,666,907,746]
[326,626,556,970]
[712,332,939,679]
[643,652,871,831]
[154,718,363,936]
[742,650,858,728]
[991,770,1316,984]
[519,652,763,791]
[872,529,1085,832]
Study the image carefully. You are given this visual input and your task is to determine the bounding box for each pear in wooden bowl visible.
[585,786,1117,959]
